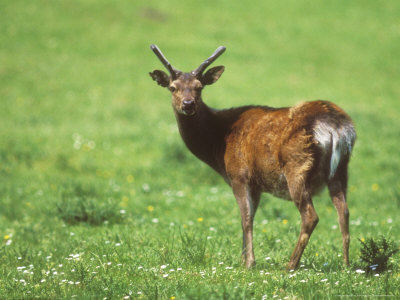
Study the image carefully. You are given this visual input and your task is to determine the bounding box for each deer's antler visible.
[192,46,226,77]
[150,44,179,79]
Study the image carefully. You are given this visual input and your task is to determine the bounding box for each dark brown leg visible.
[287,194,319,270]
[328,173,350,266]
[232,181,260,268]
[286,175,319,271]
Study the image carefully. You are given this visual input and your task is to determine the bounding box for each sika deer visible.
[149,44,356,270]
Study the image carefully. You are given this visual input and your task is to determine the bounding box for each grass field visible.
[1,0,400,298]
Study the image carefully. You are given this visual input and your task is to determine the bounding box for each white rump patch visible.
[313,121,356,179]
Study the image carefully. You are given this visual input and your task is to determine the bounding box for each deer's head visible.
[149,44,225,116]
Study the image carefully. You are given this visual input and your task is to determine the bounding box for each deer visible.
[149,44,356,270]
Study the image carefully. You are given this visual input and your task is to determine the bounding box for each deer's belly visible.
[257,172,291,200]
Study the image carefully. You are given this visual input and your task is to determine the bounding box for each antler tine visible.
[150,44,178,79]
[192,46,226,76]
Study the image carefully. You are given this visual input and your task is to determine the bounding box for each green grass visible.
[1,0,400,298]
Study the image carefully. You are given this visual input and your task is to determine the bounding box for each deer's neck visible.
[174,101,229,177]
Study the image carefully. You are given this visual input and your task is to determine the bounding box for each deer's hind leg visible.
[286,188,319,270]
[328,160,350,266]
[285,158,319,271]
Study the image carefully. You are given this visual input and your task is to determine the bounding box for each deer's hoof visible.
[246,260,256,269]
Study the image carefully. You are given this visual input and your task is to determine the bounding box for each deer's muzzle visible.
[182,99,196,115]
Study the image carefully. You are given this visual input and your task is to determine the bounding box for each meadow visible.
[1,0,400,298]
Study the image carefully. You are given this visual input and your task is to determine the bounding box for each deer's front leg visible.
[231,181,259,268]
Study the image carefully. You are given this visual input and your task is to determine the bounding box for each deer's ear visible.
[149,70,170,87]
[200,66,225,86]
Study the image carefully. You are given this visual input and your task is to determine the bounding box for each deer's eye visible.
[169,86,176,92]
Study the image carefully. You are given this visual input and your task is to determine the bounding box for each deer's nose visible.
[182,99,196,115]
[183,99,195,109]
[183,99,194,106]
